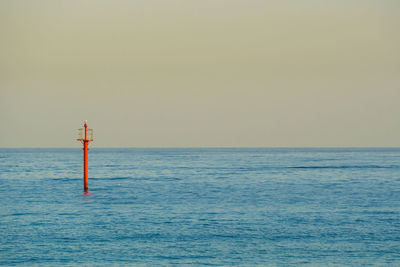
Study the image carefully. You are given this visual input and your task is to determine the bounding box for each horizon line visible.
[1,146,400,149]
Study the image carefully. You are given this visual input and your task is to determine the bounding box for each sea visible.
[0,148,399,266]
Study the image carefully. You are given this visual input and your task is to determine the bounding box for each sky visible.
[0,0,399,147]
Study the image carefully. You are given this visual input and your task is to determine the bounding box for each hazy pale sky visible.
[1,0,399,147]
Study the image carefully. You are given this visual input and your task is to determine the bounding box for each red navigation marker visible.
[77,120,94,192]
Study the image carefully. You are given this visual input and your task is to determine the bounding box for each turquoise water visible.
[1,148,399,266]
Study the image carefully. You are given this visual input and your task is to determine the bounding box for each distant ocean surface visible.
[1,148,399,266]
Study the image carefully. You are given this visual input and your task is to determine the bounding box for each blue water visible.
[1,148,399,266]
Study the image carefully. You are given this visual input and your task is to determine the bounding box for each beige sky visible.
[0,0,399,147]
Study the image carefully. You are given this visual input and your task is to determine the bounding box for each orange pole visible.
[83,140,89,192]
[83,122,89,192]
[77,121,93,193]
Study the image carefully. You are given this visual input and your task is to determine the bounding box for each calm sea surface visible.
[0,148,399,266]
